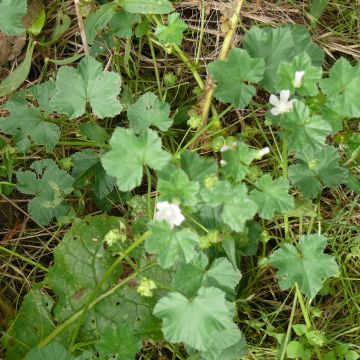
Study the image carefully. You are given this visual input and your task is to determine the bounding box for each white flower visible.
[155,201,185,228]
[293,70,305,88]
[220,144,230,152]
[220,159,227,167]
[269,90,295,116]
[255,147,270,159]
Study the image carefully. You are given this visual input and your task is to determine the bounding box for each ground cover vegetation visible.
[0,0,359,359]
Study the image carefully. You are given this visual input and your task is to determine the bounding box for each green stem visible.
[195,0,206,65]
[145,166,153,219]
[148,37,163,98]
[68,231,150,350]
[282,132,290,241]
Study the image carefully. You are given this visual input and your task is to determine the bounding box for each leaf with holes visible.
[208,48,265,108]
[269,234,338,298]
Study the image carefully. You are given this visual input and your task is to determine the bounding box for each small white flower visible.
[155,201,185,229]
[220,159,227,167]
[255,147,270,159]
[293,70,305,88]
[220,144,230,152]
[269,90,295,116]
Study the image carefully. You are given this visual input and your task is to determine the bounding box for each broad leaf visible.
[155,12,187,45]
[16,159,74,224]
[288,146,348,198]
[243,25,324,91]
[51,56,122,119]
[95,324,142,359]
[145,220,199,268]
[101,128,170,191]
[119,0,173,14]
[320,57,360,118]
[201,181,257,232]
[108,9,141,39]
[269,234,338,298]
[0,0,26,35]
[26,343,75,360]
[208,48,265,108]
[158,164,200,207]
[154,287,240,352]
[2,287,55,360]
[29,80,56,115]
[278,52,322,96]
[180,152,218,183]
[128,92,172,133]
[0,98,60,152]
[250,174,294,219]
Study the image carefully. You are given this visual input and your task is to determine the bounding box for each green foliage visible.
[16,159,74,224]
[155,12,187,45]
[128,92,172,133]
[0,97,60,152]
[119,0,173,14]
[250,174,294,220]
[51,56,122,119]
[320,58,360,118]
[243,25,324,91]
[269,234,339,298]
[208,48,265,108]
[26,343,75,360]
[101,128,170,191]
[288,146,348,198]
[0,0,26,35]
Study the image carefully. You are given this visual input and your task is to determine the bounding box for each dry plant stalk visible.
[74,0,89,55]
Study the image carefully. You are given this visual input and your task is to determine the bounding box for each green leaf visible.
[0,0,26,35]
[95,324,142,359]
[180,152,218,184]
[26,343,75,360]
[29,80,56,115]
[79,123,110,143]
[28,8,46,36]
[278,52,322,96]
[272,101,332,152]
[101,128,170,191]
[119,0,173,14]
[128,92,172,133]
[208,48,265,108]
[0,99,60,152]
[310,0,329,20]
[154,287,240,352]
[108,9,141,39]
[201,181,257,232]
[51,56,122,119]
[287,341,306,358]
[158,164,200,207]
[288,146,348,198]
[155,12,187,45]
[320,58,360,118]
[145,220,199,268]
[221,142,257,182]
[269,234,339,298]
[0,41,35,97]
[250,174,294,220]
[243,25,324,91]
[2,287,55,360]
[16,159,74,224]
[84,3,117,44]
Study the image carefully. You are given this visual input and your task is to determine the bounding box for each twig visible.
[74,0,89,55]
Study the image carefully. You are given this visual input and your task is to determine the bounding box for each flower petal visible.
[279,89,290,102]
[269,94,280,106]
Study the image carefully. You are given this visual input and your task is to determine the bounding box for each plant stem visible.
[74,0,89,55]
[282,132,290,241]
[148,37,163,98]
[68,231,150,349]
[145,166,153,218]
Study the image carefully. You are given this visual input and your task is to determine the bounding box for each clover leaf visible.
[269,234,338,298]
[153,287,240,352]
[101,128,170,191]
[155,12,187,45]
[50,56,122,119]
[16,159,74,224]
[288,146,348,198]
[95,324,142,359]
[272,101,332,152]
[0,0,26,35]
[128,92,172,134]
[0,98,60,153]
[208,48,265,108]
[320,57,360,118]
[243,25,324,91]
[250,174,294,220]
[145,220,199,269]
[201,181,257,232]
[278,52,322,96]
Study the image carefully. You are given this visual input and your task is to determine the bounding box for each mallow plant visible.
[1,0,359,359]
